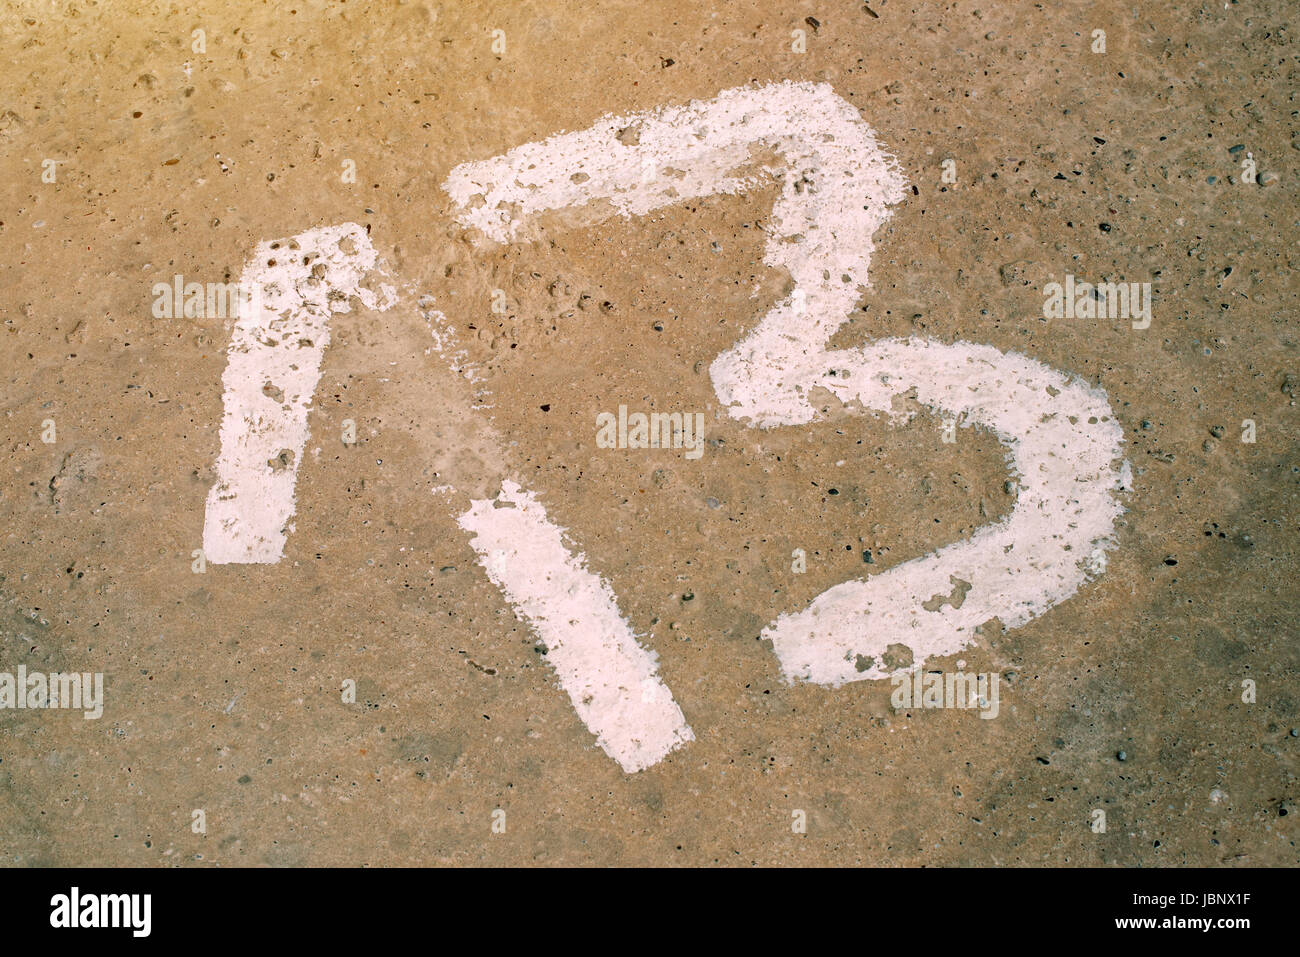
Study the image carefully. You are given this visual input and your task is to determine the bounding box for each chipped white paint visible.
[417,294,487,408]
[203,223,394,563]
[445,80,1127,697]
[766,341,1127,685]
[457,481,694,772]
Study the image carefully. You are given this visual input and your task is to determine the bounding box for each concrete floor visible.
[0,0,1296,865]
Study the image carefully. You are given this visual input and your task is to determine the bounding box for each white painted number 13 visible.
[202,82,1128,772]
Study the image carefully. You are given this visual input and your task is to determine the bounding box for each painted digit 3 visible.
[443,80,1129,690]
[203,81,1129,772]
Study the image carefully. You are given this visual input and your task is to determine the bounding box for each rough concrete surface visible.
[0,0,1296,866]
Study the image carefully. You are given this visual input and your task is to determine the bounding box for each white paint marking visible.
[445,80,1128,695]
[203,223,394,563]
[767,340,1127,685]
[199,83,1128,772]
[457,481,694,772]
